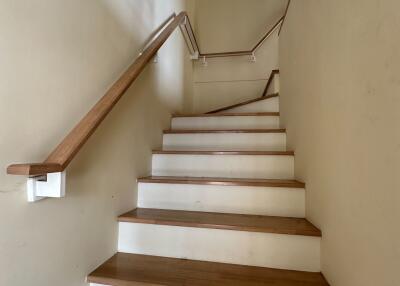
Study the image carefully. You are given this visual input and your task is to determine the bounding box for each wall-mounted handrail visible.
[278,0,291,36]
[198,16,284,59]
[139,13,177,56]
[7,10,285,176]
[180,14,200,57]
[155,12,285,60]
[252,17,284,52]
[7,12,193,176]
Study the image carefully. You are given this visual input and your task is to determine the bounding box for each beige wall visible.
[279,0,400,285]
[0,0,193,285]
[191,0,286,113]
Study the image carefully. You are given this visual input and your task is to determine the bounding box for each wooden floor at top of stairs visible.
[118,208,321,237]
[87,253,330,286]
[138,176,305,188]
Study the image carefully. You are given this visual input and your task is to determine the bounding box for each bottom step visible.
[88,253,329,286]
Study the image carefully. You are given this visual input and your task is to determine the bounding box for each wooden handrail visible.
[251,16,284,52]
[179,14,200,55]
[262,69,280,97]
[7,12,188,176]
[139,13,176,54]
[278,0,292,36]
[7,10,286,176]
[199,16,284,59]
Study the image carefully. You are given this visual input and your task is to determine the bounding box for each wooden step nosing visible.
[164,129,286,134]
[137,177,305,188]
[172,112,280,118]
[118,209,322,237]
[119,217,321,237]
[152,150,295,156]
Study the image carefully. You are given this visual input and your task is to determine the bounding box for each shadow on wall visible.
[0,0,192,286]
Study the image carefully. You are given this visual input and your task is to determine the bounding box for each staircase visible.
[88,93,329,285]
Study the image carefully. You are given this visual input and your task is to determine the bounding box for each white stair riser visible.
[138,183,305,217]
[221,97,279,113]
[118,223,321,272]
[90,284,108,286]
[163,133,286,151]
[171,116,280,130]
[152,154,294,179]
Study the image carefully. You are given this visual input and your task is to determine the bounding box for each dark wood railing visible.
[199,16,284,59]
[278,0,292,36]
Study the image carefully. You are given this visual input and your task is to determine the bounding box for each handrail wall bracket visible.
[250,52,257,62]
[27,172,66,202]
[201,56,208,67]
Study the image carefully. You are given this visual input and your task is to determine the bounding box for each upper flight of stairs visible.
[88,93,329,285]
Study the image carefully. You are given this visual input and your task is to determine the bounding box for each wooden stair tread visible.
[207,93,279,114]
[88,253,329,286]
[153,150,294,155]
[173,112,280,118]
[164,128,286,134]
[138,176,305,188]
[118,208,321,237]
